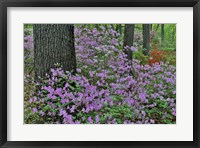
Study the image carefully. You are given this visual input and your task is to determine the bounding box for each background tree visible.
[123,24,135,62]
[33,24,76,79]
[155,24,160,31]
[118,24,122,34]
[150,24,153,31]
[161,24,165,47]
[172,25,176,43]
[115,24,118,32]
[115,24,121,33]
[142,24,150,55]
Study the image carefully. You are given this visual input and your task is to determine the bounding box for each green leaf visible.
[69,85,75,91]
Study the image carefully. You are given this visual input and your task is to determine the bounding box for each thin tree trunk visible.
[33,24,76,79]
[142,24,150,56]
[172,25,175,41]
[150,24,153,31]
[119,24,122,34]
[111,24,114,29]
[172,25,176,50]
[161,24,165,47]
[115,24,119,32]
[123,24,135,62]
[155,24,160,31]
[104,24,108,30]
[95,24,99,30]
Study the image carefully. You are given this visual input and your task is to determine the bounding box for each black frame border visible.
[0,0,200,148]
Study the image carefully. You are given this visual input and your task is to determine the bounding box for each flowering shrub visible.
[148,49,166,65]
[27,61,176,124]
[24,29,34,74]
[163,50,176,66]
[26,25,176,124]
[133,30,158,48]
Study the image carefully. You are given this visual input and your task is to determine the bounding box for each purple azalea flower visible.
[32,108,37,113]
[88,116,93,124]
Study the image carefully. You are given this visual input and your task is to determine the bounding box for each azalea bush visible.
[24,29,34,74]
[25,25,176,124]
[148,49,166,65]
[26,61,176,124]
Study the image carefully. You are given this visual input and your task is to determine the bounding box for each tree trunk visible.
[172,25,175,42]
[115,25,119,32]
[150,24,153,31]
[142,24,150,56]
[155,24,160,31]
[111,24,114,29]
[123,24,135,62]
[161,24,165,47]
[95,24,99,30]
[119,24,122,34]
[33,24,76,79]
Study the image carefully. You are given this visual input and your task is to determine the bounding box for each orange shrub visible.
[148,49,166,65]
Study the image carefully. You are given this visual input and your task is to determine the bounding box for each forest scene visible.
[24,24,176,124]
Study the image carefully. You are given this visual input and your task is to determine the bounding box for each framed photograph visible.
[0,0,200,147]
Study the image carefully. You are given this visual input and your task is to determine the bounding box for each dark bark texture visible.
[155,24,160,31]
[118,24,122,34]
[115,25,119,32]
[142,24,150,56]
[161,24,165,46]
[172,26,176,42]
[123,24,135,61]
[33,24,76,79]
[150,24,153,31]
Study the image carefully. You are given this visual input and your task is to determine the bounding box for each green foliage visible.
[132,51,149,65]
[144,98,176,124]
[163,50,176,66]
[24,108,45,124]
[100,105,134,124]
[153,24,176,50]
[24,24,33,29]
